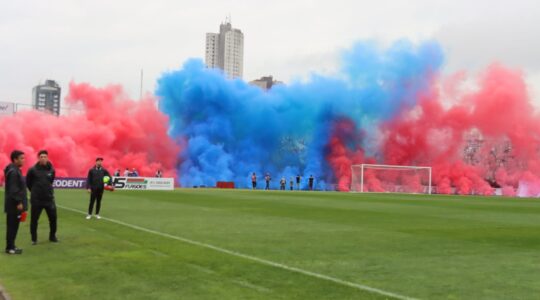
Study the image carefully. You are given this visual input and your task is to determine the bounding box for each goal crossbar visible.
[352,164,432,194]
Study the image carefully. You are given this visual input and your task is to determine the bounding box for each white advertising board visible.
[111,177,174,190]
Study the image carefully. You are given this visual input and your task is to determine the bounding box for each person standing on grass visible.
[308,175,314,191]
[296,174,301,190]
[26,150,58,244]
[280,177,286,190]
[265,173,271,190]
[251,172,257,190]
[290,178,294,191]
[4,150,27,255]
[86,157,111,220]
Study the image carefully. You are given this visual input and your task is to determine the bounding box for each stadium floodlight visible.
[351,164,432,194]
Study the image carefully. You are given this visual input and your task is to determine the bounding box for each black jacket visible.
[26,162,55,205]
[4,163,28,214]
[87,166,111,190]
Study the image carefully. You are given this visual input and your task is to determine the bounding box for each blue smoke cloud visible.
[156,40,444,189]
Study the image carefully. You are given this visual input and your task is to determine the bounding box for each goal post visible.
[351,164,432,194]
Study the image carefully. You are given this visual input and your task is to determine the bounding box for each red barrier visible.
[216,181,235,189]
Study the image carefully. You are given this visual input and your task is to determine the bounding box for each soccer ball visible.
[103,176,110,184]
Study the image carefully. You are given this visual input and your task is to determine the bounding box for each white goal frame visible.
[351,164,432,194]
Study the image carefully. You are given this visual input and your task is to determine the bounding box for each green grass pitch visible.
[1,189,540,299]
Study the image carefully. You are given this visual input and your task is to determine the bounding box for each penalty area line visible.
[57,204,418,300]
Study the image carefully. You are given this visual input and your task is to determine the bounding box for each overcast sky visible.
[1,0,539,107]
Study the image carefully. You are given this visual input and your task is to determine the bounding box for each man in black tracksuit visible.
[26,150,58,244]
[86,157,111,219]
[308,175,314,191]
[4,150,27,254]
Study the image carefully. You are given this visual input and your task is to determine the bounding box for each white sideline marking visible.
[149,250,170,258]
[186,263,216,274]
[58,205,418,300]
[231,279,272,293]
[121,239,139,247]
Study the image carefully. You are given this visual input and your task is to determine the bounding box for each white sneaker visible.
[86,215,91,220]
[96,215,101,220]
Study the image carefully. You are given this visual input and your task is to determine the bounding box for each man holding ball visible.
[86,157,111,220]
[4,150,27,254]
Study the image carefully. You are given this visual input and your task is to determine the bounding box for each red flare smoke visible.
[329,64,540,196]
[0,82,180,182]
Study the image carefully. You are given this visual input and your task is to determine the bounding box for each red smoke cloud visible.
[328,64,540,196]
[325,118,372,191]
[0,82,180,183]
[382,64,540,195]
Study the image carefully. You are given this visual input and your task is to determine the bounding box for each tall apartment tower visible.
[205,21,244,79]
[32,80,61,116]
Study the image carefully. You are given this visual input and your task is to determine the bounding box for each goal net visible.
[350,164,432,194]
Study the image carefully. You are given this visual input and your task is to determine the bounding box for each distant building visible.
[32,80,61,116]
[0,101,15,118]
[205,20,244,79]
[249,76,283,90]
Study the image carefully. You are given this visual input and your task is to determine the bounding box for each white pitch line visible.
[231,279,272,293]
[58,205,418,300]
